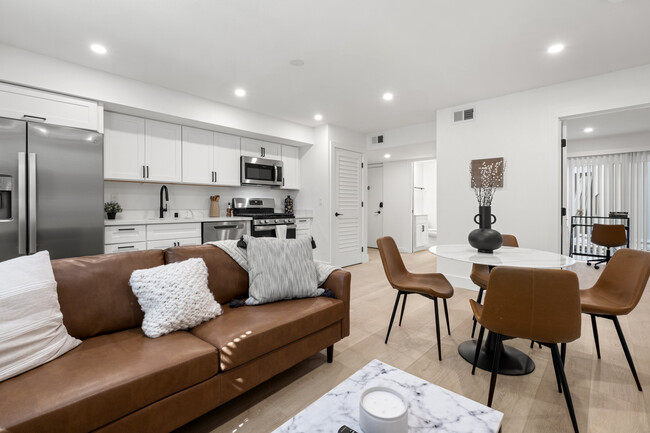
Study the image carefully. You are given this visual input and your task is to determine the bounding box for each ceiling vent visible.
[371,135,384,144]
[454,107,475,123]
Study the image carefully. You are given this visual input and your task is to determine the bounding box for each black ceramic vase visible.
[468,205,503,253]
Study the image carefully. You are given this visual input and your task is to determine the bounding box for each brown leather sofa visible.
[0,245,351,433]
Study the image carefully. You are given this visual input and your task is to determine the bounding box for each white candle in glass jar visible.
[362,389,407,418]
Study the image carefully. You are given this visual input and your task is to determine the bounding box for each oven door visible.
[241,156,283,186]
[252,224,297,239]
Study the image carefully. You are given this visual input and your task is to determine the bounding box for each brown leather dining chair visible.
[581,248,650,391]
[377,236,454,361]
[587,224,627,269]
[470,234,519,338]
[471,267,581,433]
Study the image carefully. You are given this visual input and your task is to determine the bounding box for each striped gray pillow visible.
[0,251,81,382]
[245,235,319,305]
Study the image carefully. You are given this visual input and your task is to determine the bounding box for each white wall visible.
[437,63,650,289]
[300,125,331,262]
[0,44,313,145]
[567,130,650,157]
[382,161,413,252]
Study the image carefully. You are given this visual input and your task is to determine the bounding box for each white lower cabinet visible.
[295,218,312,238]
[146,237,202,250]
[104,242,147,254]
[413,215,429,250]
[105,225,146,244]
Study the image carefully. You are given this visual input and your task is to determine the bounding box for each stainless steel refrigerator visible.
[0,117,104,261]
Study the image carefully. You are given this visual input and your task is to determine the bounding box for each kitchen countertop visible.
[104,216,252,226]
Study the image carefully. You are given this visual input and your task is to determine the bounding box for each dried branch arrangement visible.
[470,159,505,206]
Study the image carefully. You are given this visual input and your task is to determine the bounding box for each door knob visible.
[335,212,343,217]
[374,211,381,215]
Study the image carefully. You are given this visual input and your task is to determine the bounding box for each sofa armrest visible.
[321,270,351,338]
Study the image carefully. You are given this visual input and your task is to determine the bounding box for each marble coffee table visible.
[273,359,503,433]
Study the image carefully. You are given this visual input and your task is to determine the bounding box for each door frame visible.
[367,163,384,249]
[330,141,367,266]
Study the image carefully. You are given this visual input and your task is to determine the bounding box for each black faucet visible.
[159,185,169,218]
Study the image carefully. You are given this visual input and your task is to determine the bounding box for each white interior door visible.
[333,147,363,267]
[368,165,383,248]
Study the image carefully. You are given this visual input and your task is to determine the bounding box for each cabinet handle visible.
[22,115,47,122]
[146,166,149,178]
[282,177,285,187]
[118,245,135,249]
[142,165,146,178]
[261,147,265,157]
[118,228,136,231]
[215,171,217,182]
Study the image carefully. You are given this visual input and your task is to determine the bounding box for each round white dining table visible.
[430,244,576,376]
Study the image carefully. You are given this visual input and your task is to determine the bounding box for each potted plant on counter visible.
[104,201,123,220]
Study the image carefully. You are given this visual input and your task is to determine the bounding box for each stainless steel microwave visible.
[241,156,283,186]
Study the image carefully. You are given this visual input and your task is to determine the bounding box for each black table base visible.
[458,332,535,376]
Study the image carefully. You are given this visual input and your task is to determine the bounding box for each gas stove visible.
[232,198,296,238]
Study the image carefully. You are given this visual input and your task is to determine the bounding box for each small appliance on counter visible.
[232,197,296,238]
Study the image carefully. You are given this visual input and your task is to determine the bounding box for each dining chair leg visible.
[472,325,485,375]
[612,316,643,391]
[385,292,402,344]
[434,297,442,361]
[487,333,504,407]
[549,344,563,394]
[590,315,601,359]
[561,343,567,365]
[443,298,451,335]
[398,293,408,326]
[471,287,485,338]
[551,344,579,433]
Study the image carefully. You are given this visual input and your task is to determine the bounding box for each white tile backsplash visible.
[104,182,300,217]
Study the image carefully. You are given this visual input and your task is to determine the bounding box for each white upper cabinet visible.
[240,137,281,160]
[104,112,146,180]
[0,82,102,131]
[145,120,182,182]
[182,126,214,184]
[182,128,240,186]
[105,113,181,182]
[213,132,241,186]
[281,145,300,190]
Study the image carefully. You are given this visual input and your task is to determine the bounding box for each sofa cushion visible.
[0,251,81,382]
[244,235,320,305]
[165,245,249,304]
[130,258,223,338]
[52,250,165,339]
[191,297,344,371]
[0,328,219,433]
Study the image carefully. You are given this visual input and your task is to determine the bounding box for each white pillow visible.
[130,258,222,338]
[245,235,321,305]
[0,251,81,382]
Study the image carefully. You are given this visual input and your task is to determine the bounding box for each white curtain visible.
[567,151,650,253]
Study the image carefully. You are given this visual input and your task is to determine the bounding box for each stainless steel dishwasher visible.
[202,220,248,242]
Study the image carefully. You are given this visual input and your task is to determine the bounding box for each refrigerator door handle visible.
[28,153,37,254]
[18,152,27,255]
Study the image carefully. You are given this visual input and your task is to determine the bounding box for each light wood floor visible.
[177,249,650,433]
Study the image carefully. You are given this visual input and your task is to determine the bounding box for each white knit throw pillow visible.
[130,258,222,338]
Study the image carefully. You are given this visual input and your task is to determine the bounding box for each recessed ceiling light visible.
[313,114,323,121]
[584,127,594,133]
[234,88,246,97]
[384,154,391,159]
[90,44,107,55]
[290,59,305,67]
[382,92,394,101]
[547,43,565,54]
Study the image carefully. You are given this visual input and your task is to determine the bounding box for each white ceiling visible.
[1,0,649,133]
[566,106,650,140]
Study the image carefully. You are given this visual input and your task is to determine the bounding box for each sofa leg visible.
[327,345,334,363]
